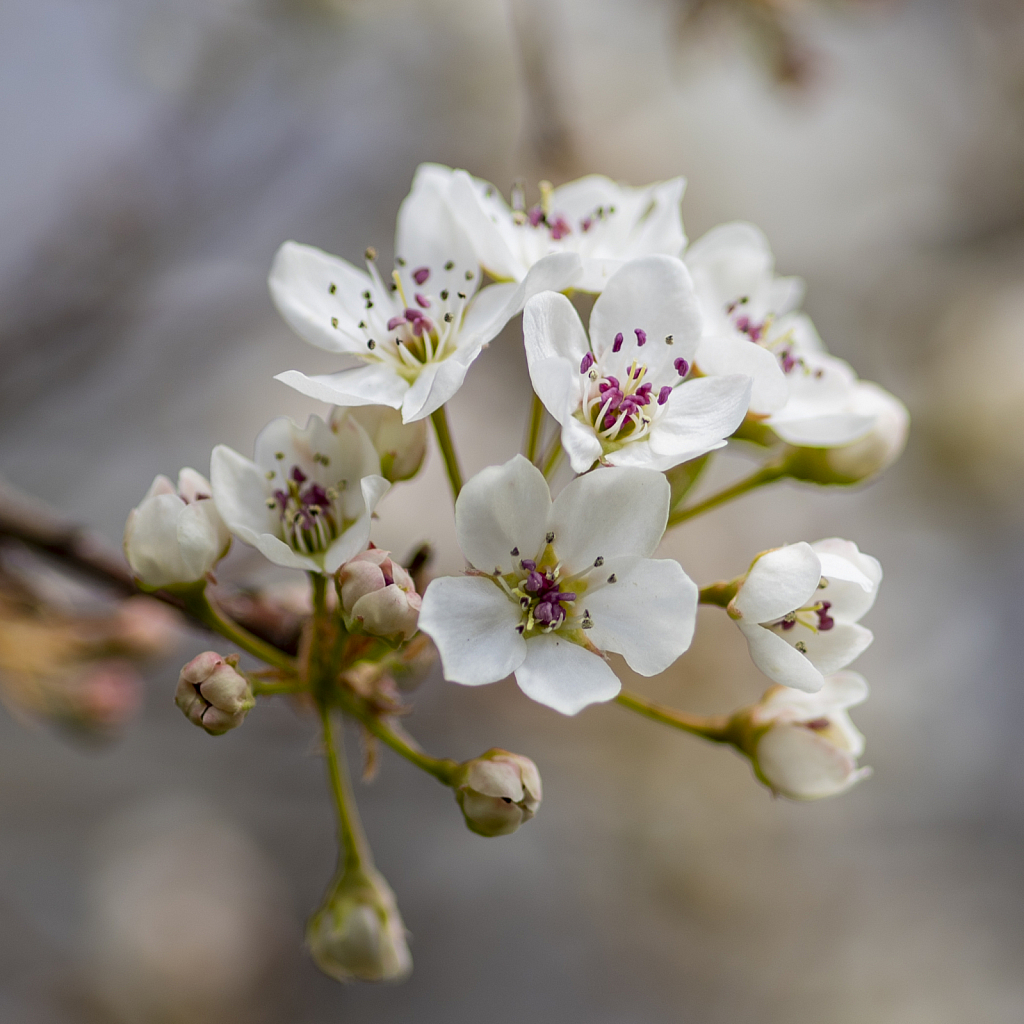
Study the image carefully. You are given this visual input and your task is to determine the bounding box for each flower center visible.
[575,329,689,448]
[271,465,342,555]
[508,180,616,241]
[768,578,834,653]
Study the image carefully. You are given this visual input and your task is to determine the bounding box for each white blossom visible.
[123,468,229,589]
[418,455,697,715]
[446,168,687,293]
[210,414,388,575]
[270,164,579,423]
[524,255,751,474]
[746,672,872,800]
[728,539,881,692]
[686,222,877,445]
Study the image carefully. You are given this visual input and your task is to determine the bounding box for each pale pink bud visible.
[337,549,421,642]
[175,652,254,736]
[453,749,542,837]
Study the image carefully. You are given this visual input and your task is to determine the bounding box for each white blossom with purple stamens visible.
[686,222,880,446]
[445,169,688,292]
[727,539,881,692]
[269,164,580,423]
[523,255,752,473]
[210,414,389,574]
[417,456,698,716]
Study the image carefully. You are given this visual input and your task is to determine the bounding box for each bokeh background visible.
[2,0,1024,1020]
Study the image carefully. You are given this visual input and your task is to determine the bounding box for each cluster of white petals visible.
[419,456,697,715]
[124,469,229,589]
[686,222,900,449]
[728,539,881,692]
[270,165,580,423]
[524,255,751,473]
[211,413,388,575]
[746,672,872,800]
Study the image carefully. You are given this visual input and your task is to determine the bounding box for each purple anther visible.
[290,466,307,484]
[303,484,330,508]
[382,570,394,586]
[533,602,558,626]
[580,352,594,374]
[599,376,619,392]
[557,591,576,603]
[412,266,430,285]
[633,365,644,380]
[816,601,834,631]
[781,349,797,374]
[747,324,763,342]
[415,293,431,309]
[634,328,647,347]
[603,413,617,430]
[527,206,544,227]
[658,386,672,405]
[635,382,653,402]
[674,357,690,377]
[735,315,751,334]
[387,315,407,331]
[525,571,545,593]
[581,216,593,232]
[411,317,433,337]
[519,559,536,572]
[404,307,423,321]
[273,489,288,509]
[805,718,831,731]
[613,332,624,353]
[780,619,796,631]
[549,216,571,240]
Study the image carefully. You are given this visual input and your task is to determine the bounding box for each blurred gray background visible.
[2,0,1024,1020]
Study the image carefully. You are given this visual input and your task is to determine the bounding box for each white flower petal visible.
[648,375,752,462]
[455,455,551,575]
[418,575,526,685]
[176,500,225,579]
[269,242,374,354]
[274,366,408,411]
[695,333,788,414]
[210,445,277,543]
[813,539,882,622]
[560,400,605,473]
[617,177,687,262]
[523,291,590,366]
[143,475,176,501]
[585,556,697,675]
[739,622,825,692]
[253,533,320,573]
[124,494,190,587]
[548,466,669,567]
[527,356,576,429]
[400,356,476,423]
[447,170,524,281]
[589,256,701,377]
[797,622,874,675]
[514,634,620,715]
[771,413,876,447]
[732,543,821,623]
[176,468,213,502]
[756,724,866,800]
[323,475,390,574]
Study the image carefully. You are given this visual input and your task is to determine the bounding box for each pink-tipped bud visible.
[337,550,421,642]
[175,652,254,736]
[453,749,542,837]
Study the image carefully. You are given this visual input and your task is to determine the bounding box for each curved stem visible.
[186,587,296,673]
[351,705,458,785]
[616,689,734,743]
[319,703,373,871]
[430,405,464,501]
[667,462,786,527]
[524,393,545,465]
[698,579,740,608]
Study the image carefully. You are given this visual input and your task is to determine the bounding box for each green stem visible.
[698,579,740,608]
[667,462,786,527]
[524,394,545,465]
[352,705,458,785]
[319,703,373,871]
[430,405,464,501]
[541,438,564,480]
[250,679,303,697]
[615,690,734,743]
[185,587,295,673]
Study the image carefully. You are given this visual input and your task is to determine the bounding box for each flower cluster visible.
[123,163,905,985]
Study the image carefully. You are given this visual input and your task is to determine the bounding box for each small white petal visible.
[739,622,825,692]
[648,375,752,462]
[274,366,408,411]
[797,622,874,676]
[455,456,551,574]
[695,333,788,414]
[756,724,865,800]
[210,445,277,543]
[585,556,697,675]
[514,634,620,715]
[418,575,526,685]
[771,413,876,447]
[176,500,225,579]
[124,494,191,587]
[523,291,590,366]
[732,543,821,624]
[323,475,390,574]
[548,467,669,567]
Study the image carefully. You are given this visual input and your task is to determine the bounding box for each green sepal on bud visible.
[453,749,542,837]
[306,865,412,983]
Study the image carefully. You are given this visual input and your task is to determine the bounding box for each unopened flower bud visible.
[337,549,421,642]
[333,406,427,483]
[732,672,871,801]
[175,652,254,735]
[306,866,411,982]
[453,749,542,837]
[124,469,230,589]
[782,383,909,485]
